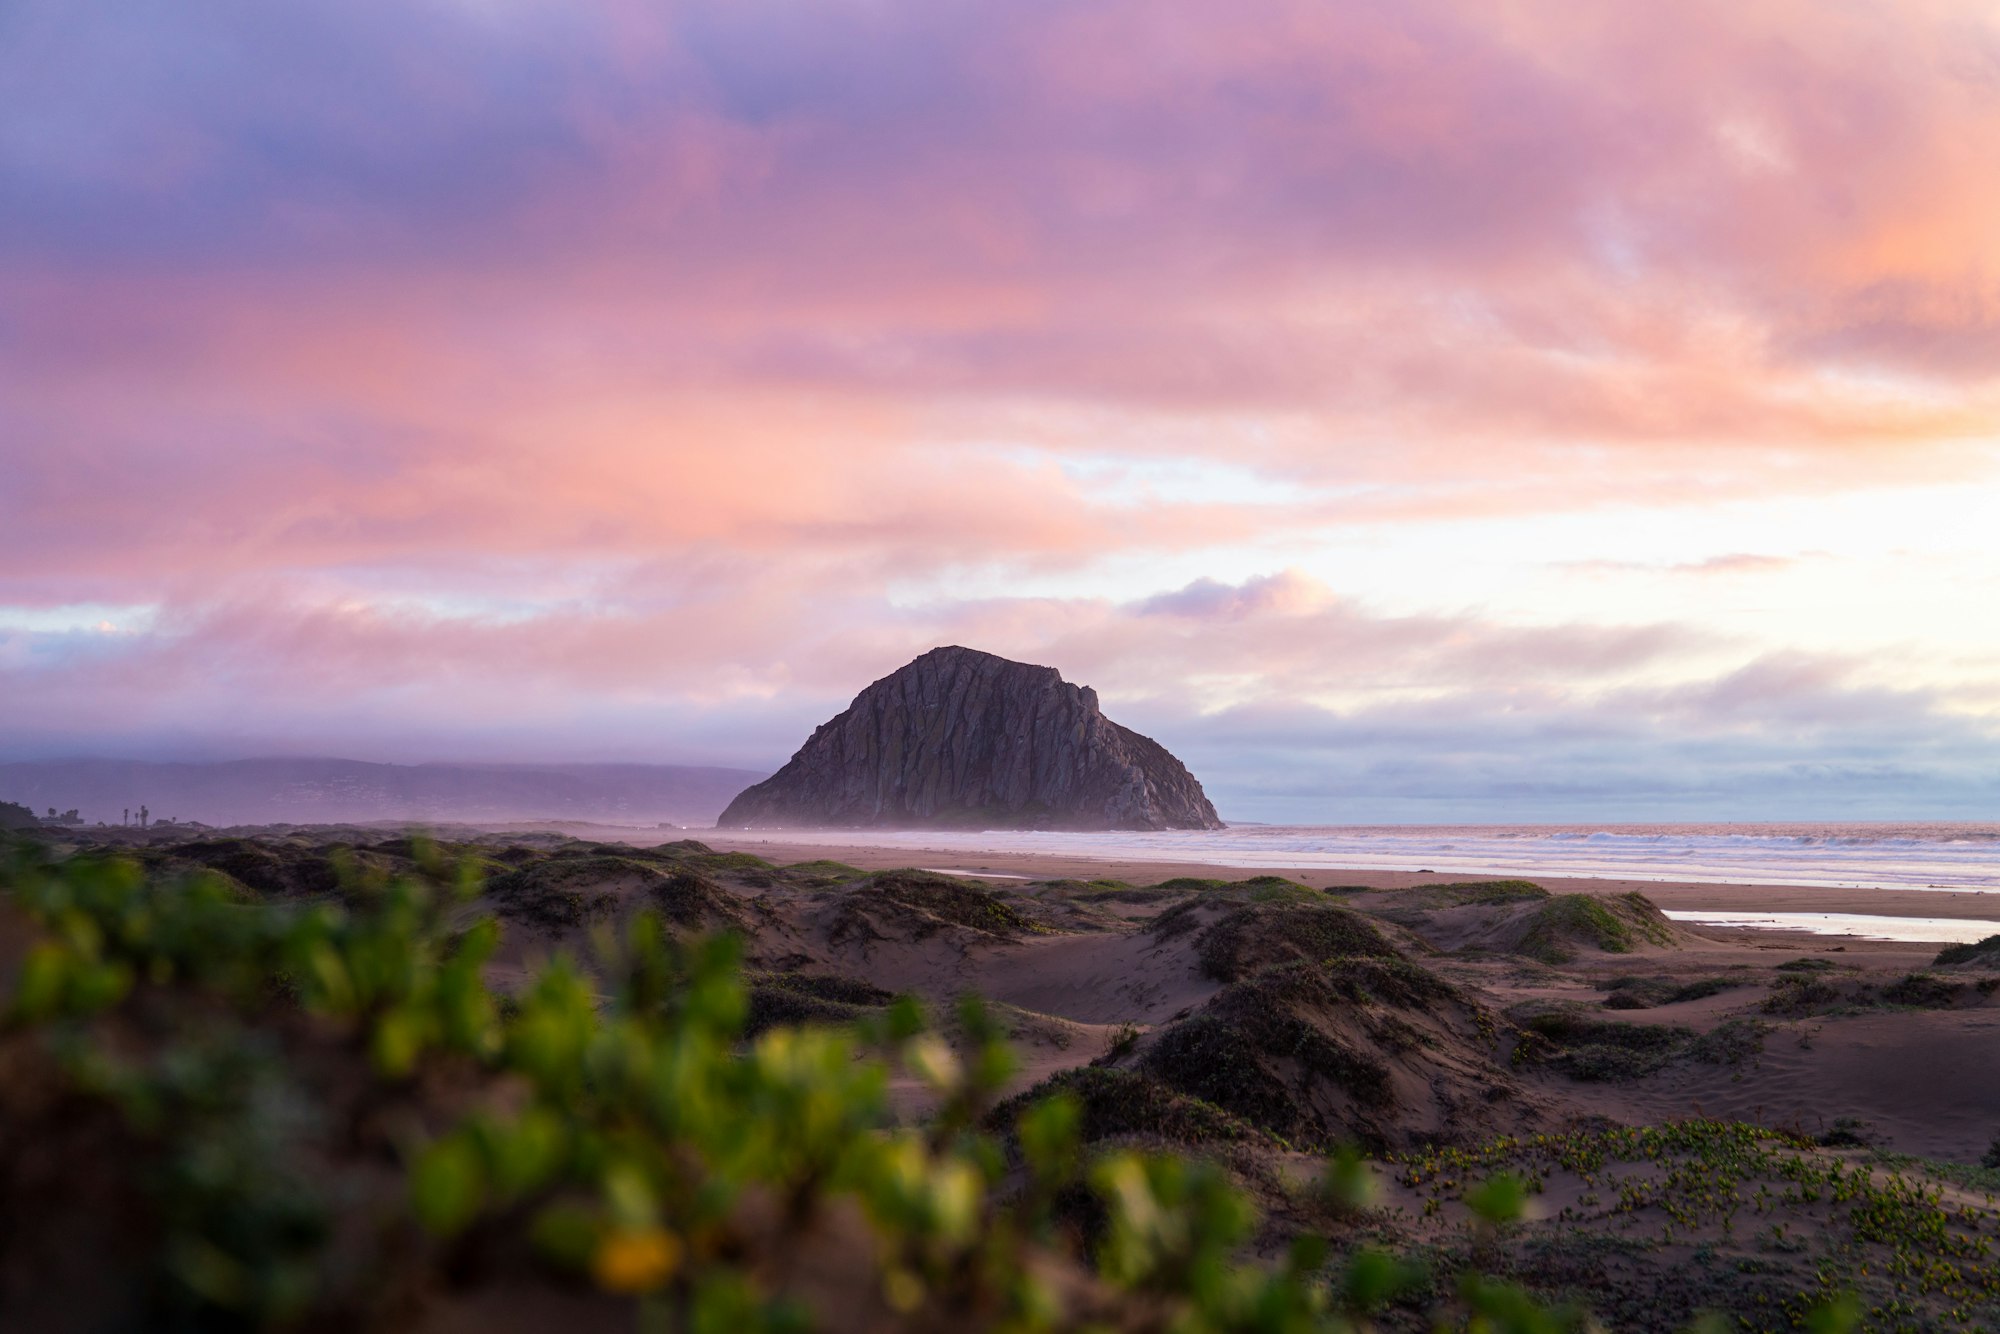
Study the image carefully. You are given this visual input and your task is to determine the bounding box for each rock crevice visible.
[717,646,1223,831]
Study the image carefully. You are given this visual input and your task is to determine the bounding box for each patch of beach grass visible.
[1516,893,1674,964]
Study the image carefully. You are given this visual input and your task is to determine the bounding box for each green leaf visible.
[371,1006,429,1077]
[1805,1295,1863,1334]
[1017,1092,1081,1183]
[529,1203,600,1269]
[1340,1247,1414,1313]
[1466,1171,1530,1226]
[1321,1141,1376,1213]
[11,942,70,1020]
[412,1137,486,1236]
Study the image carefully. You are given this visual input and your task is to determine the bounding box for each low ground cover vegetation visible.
[1394,1122,2000,1332]
[0,833,1926,1331]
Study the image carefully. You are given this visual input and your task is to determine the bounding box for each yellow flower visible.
[883,1268,925,1313]
[592,1227,682,1294]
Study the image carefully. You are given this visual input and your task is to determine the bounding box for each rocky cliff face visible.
[717,647,1224,831]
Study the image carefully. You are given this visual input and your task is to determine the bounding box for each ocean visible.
[721,821,2000,893]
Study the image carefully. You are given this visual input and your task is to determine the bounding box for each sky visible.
[4,0,2000,822]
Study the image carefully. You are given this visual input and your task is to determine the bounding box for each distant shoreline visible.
[654,828,2000,939]
[674,819,2000,893]
[36,817,2000,940]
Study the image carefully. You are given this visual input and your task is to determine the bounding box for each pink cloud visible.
[4,0,2000,813]
[0,566,1707,746]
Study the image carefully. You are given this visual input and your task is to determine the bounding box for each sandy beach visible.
[674,830,2000,933]
[541,824,2000,1165]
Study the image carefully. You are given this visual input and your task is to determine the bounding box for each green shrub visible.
[1038,880,1178,906]
[1666,976,1739,1003]
[1688,1018,1769,1066]
[1401,880,1550,909]
[1763,975,1843,1016]
[741,971,899,1037]
[1140,963,1402,1141]
[1151,876,1230,893]
[1240,875,1320,903]
[484,854,661,931]
[857,870,1034,934]
[1514,893,1675,964]
[990,1067,1270,1149]
[1518,1011,1695,1082]
[683,849,779,878]
[647,867,751,929]
[1196,903,1401,981]
[1934,934,2000,968]
[1599,975,1741,1010]
[1882,972,1962,1009]
[1144,898,1210,941]
[1102,1023,1141,1062]
[1147,875,1319,903]
[1817,1118,1877,1148]
[772,859,867,888]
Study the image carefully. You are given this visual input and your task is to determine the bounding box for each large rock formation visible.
[717,647,1223,831]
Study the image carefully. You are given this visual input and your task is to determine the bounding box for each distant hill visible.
[0,758,768,829]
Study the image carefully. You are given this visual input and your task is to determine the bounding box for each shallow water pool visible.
[1662,909,2000,944]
